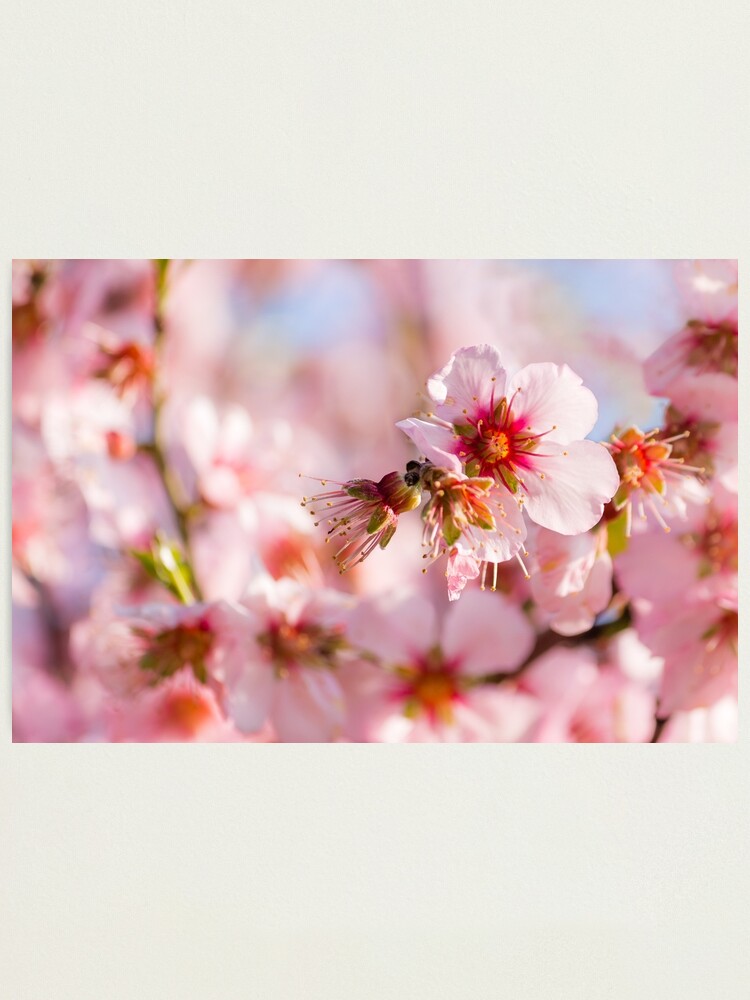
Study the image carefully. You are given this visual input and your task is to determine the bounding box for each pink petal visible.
[271,670,345,742]
[471,491,527,564]
[459,687,540,741]
[395,417,461,471]
[349,591,438,664]
[218,406,254,461]
[183,396,219,474]
[521,440,619,534]
[507,363,598,443]
[441,588,534,675]
[445,551,481,602]
[221,658,274,733]
[427,344,508,423]
[658,634,737,717]
[615,531,699,605]
[520,647,598,704]
[667,371,738,423]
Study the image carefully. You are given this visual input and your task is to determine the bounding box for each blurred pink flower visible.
[529,526,612,636]
[673,259,738,328]
[70,599,254,702]
[519,647,656,743]
[659,377,738,494]
[616,489,737,717]
[343,589,535,741]
[40,259,156,340]
[229,578,356,741]
[105,668,248,743]
[644,261,737,411]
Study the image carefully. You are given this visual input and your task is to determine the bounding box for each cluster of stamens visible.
[135,618,213,684]
[684,321,738,378]
[300,470,421,573]
[417,462,528,586]
[607,426,706,533]
[426,381,560,496]
[392,647,462,725]
[94,340,155,398]
[257,620,347,678]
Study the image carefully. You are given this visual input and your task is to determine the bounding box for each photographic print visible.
[11,259,738,742]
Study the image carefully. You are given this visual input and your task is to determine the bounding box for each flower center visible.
[258,620,346,675]
[137,620,214,684]
[484,428,510,460]
[453,395,536,492]
[397,648,461,725]
[686,322,738,378]
[413,673,456,711]
[158,690,216,735]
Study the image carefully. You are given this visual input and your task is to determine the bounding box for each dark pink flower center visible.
[453,391,552,494]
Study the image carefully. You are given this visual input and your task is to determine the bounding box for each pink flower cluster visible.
[12,259,738,742]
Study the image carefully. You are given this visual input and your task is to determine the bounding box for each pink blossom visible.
[40,259,156,340]
[70,599,255,703]
[397,345,619,535]
[175,396,332,510]
[616,491,737,716]
[607,425,709,533]
[104,668,247,743]
[229,578,356,741]
[660,378,737,493]
[529,526,613,636]
[644,261,737,402]
[519,647,656,743]
[343,589,535,741]
[631,589,737,718]
[673,259,738,328]
[12,425,104,625]
[12,568,105,742]
[417,463,527,597]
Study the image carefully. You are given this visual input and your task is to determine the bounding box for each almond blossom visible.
[518,647,656,743]
[615,488,738,717]
[529,526,613,636]
[343,589,536,742]
[70,598,255,702]
[397,345,619,536]
[227,577,357,741]
[416,461,527,591]
[606,425,708,533]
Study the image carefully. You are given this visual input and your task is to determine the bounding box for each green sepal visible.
[606,510,629,557]
[378,523,397,549]
[366,507,389,534]
[611,483,630,510]
[442,516,462,547]
[453,422,477,439]
[347,481,380,501]
[493,398,508,423]
[501,469,520,494]
[473,514,496,531]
